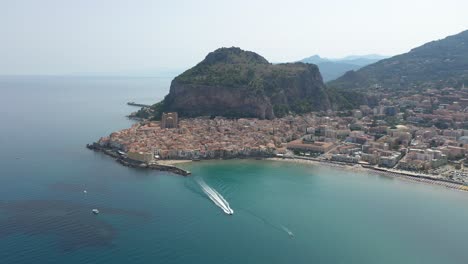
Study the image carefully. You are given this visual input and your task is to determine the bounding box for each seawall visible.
[86,143,191,176]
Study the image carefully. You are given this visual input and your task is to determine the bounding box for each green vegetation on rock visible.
[140,47,333,119]
[329,30,468,91]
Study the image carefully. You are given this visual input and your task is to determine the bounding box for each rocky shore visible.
[86,143,191,176]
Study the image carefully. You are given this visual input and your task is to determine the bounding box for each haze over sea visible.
[2,76,468,264]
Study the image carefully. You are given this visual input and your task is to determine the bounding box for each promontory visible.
[135,47,333,120]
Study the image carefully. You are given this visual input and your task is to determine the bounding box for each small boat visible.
[92,209,99,215]
[83,190,87,194]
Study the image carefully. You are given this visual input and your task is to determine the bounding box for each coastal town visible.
[91,86,468,187]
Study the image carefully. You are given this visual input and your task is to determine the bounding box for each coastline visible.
[266,157,468,192]
[87,140,468,192]
[88,138,468,192]
[86,143,192,176]
[157,160,193,166]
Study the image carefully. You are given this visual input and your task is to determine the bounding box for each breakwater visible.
[127,102,151,107]
[86,143,191,176]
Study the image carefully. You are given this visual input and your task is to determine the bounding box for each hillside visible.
[329,30,468,91]
[300,54,387,81]
[138,47,333,119]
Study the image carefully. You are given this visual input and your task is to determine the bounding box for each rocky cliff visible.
[139,47,331,119]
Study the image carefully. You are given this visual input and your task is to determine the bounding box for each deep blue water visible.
[1,76,468,264]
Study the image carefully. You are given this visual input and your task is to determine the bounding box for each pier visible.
[127,102,151,107]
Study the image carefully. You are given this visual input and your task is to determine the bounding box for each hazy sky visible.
[1,0,467,75]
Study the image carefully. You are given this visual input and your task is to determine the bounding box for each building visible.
[398,149,447,170]
[440,146,465,160]
[361,153,379,164]
[161,112,178,129]
[353,110,363,119]
[324,129,337,139]
[384,106,398,116]
[287,139,334,153]
[306,127,315,134]
[379,154,400,167]
[331,154,359,163]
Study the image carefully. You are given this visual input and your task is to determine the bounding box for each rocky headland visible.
[135,47,333,120]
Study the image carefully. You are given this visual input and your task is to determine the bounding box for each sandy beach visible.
[267,157,468,192]
[156,160,193,166]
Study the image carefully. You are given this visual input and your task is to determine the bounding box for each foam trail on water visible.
[281,225,294,237]
[196,178,234,215]
[240,208,294,238]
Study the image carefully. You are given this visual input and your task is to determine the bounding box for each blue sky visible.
[1,0,467,75]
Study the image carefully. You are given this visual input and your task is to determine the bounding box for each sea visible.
[1,75,468,264]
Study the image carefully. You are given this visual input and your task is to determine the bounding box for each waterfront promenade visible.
[268,156,468,192]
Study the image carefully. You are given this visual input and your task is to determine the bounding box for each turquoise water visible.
[1,76,468,263]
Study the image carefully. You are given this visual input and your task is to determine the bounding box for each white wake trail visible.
[281,226,294,237]
[197,178,234,215]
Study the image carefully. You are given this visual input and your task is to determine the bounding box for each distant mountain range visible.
[329,30,468,91]
[299,54,388,81]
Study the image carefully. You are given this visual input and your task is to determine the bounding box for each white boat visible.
[92,209,99,214]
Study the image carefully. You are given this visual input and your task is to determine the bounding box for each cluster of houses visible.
[98,86,468,182]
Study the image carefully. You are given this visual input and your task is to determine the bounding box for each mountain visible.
[300,55,387,81]
[300,55,329,64]
[136,47,332,120]
[329,30,468,91]
[339,54,389,66]
[309,61,363,82]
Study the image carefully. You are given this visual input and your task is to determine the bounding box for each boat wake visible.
[239,208,294,238]
[281,225,294,237]
[196,178,234,215]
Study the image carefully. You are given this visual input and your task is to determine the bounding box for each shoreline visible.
[156,160,193,166]
[86,141,468,192]
[86,143,192,176]
[266,157,468,192]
